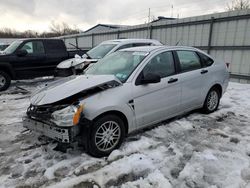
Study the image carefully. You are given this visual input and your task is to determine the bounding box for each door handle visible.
[168,78,178,83]
[201,69,208,74]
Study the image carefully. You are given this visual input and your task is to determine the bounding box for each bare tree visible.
[0,25,79,38]
[49,21,80,36]
[50,21,63,35]
[0,28,21,38]
[0,21,79,38]
[227,0,250,10]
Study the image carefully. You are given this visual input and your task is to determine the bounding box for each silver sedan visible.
[24,46,229,157]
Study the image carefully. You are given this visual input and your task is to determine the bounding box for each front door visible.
[13,41,47,79]
[132,51,181,128]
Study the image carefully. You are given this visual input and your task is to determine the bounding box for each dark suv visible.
[0,38,79,91]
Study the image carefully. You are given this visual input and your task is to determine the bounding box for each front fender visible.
[79,85,136,133]
[83,103,135,133]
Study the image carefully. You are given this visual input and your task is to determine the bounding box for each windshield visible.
[85,51,149,82]
[87,43,117,59]
[3,40,23,54]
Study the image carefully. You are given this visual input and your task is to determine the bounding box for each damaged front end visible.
[23,103,82,143]
[23,75,122,144]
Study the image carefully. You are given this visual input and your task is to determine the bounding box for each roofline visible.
[121,45,204,53]
[121,45,165,52]
[102,38,161,42]
[84,24,128,33]
[14,38,62,41]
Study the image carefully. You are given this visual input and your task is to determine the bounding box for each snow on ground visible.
[1,79,250,188]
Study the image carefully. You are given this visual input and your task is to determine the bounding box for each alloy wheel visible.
[207,90,219,111]
[94,121,121,152]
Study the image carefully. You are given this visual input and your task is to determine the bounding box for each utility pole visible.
[147,8,151,39]
[171,5,174,18]
[148,8,151,23]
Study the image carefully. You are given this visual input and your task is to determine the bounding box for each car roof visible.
[121,45,203,53]
[14,38,62,42]
[101,39,162,45]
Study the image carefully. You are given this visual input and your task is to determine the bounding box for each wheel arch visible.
[209,83,223,98]
[92,110,129,135]
[0,64,15,79]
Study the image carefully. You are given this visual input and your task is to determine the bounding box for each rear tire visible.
[0,71,11,91]
[202,87,220,114]
[87,114,125,158]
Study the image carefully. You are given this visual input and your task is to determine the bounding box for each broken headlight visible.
[51,104,84,127]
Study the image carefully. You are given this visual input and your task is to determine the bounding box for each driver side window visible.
[21,41,45,54]
[143,51,175,78]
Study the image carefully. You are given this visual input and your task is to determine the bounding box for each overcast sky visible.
[0,0,232,32]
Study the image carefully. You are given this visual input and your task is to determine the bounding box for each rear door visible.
[132,51,181,128]
[196,52,215,98]
[44,40,69,74]
[174,50,204,111]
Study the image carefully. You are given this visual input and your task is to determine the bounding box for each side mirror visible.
[140,73,161,84]
[16,49,28,57]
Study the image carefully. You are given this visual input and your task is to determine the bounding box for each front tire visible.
[202,87,220,114]
[0,71,11,91]
[87,115,125,157]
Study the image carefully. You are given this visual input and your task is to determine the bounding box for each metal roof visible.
[84,24,129,33]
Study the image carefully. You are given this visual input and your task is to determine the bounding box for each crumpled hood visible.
[57,57,98,69]
[31,75,122,106]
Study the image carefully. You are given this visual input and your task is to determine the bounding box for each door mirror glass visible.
[16,49,28,57]
[141,73,161,84]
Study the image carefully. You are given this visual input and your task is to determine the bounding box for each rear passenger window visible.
[198,52,214,67]
[176,51,201,72]
[116,44,133,51]
[143,51,175,78]
[116,43,153,51]
[133,43,151,47]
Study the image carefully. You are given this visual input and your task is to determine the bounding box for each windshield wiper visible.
[69,43,91,59]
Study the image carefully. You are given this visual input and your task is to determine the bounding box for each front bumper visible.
[23,117,80,143]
